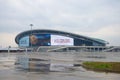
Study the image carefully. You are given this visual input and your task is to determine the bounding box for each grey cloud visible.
[0,0,120,33]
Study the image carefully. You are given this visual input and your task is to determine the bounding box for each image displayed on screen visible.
[19,36,29,47]
[29,34,51,46]
[51,35,74,45]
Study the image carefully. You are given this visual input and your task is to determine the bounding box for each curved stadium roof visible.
[15,29,108,45]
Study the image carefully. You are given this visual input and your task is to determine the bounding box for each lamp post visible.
[30,24,33,52]
[30,24,33,34]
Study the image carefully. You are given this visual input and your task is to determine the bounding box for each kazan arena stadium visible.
[15,29,108,48]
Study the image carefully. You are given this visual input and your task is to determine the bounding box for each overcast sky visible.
[0,0,120,47]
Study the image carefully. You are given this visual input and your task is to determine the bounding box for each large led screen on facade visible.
[51,35,74,45]
[19,34,74,47]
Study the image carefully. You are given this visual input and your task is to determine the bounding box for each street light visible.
[30,24,33,34]
[30,24,33,52]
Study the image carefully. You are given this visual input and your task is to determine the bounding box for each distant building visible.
[15,29,108,47]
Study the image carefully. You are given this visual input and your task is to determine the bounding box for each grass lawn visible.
[82,62,120,73]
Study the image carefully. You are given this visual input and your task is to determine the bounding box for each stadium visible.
[15,29,108,47]
[14,29,111,52]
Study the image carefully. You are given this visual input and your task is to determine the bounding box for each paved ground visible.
[0,52,120,80]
